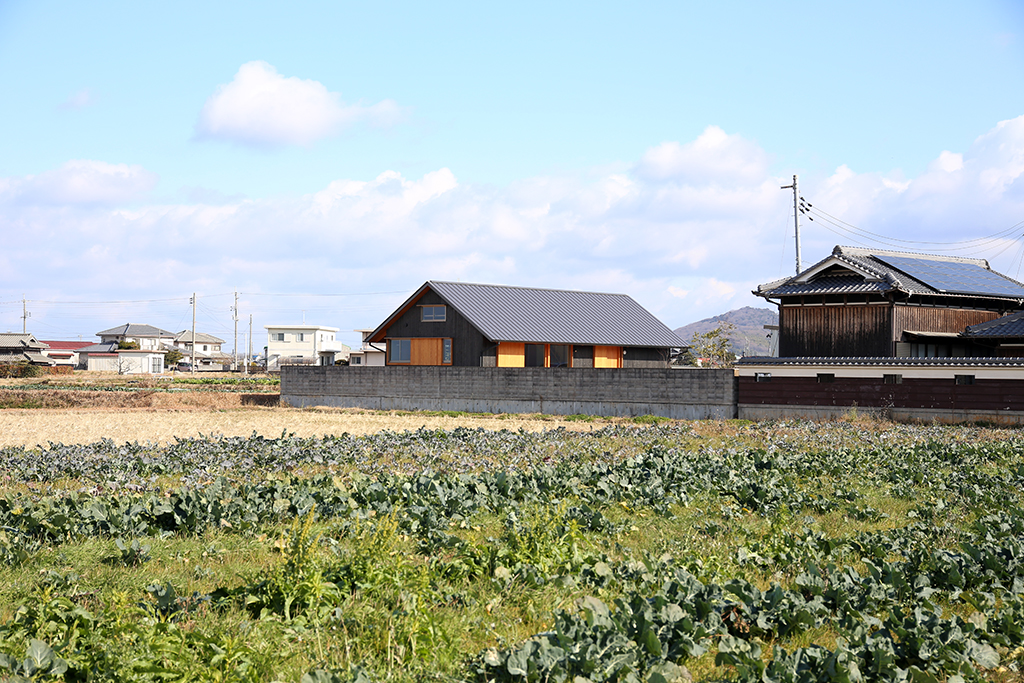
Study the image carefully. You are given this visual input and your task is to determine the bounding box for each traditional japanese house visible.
[366,281,685,368]
[753,246,1024,358]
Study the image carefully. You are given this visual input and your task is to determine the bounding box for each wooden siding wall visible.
[384,290,486,366]
[780,304,891,357]
[739,375,1024,412]
[410,339,448,366]
[892,305,1000,340]
[594,346,623,368]
[497,342,525,367]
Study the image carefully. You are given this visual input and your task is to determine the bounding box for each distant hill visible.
[673,306,778,357]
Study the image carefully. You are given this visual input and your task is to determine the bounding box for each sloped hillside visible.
[673,306,778,357]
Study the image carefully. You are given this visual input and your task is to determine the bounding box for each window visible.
[390,339,411,363]
[274,333,285,342]
[525,344,546,367]
[884,374,903,385]
[755,372,771,382]
[422,305,446,322]
[442,339,452,364]
[202,345,208,352]
[816,373,835,383]
[955,374,975,385]
[550,345,569,367]
[351,356,362,365]
[296,333,305,342]
[151,357,162,373]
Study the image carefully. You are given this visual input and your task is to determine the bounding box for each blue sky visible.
[2,1,1024,350]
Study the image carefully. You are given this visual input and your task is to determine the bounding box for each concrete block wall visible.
[282,366,737,419]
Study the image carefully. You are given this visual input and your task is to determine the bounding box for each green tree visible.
[164,348,183,365]
[683,322,736,367]
[117,340,140,349]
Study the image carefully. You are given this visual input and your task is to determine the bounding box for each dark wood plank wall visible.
[891,305,1000,340]
[622,347,670,368]
[384,291,486,366]
[739,376,1024,411]
[779,305,892,357]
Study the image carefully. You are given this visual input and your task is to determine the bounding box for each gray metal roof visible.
[174,330,225,344]
[77,342,120,354]
[756,246,1024,301]
[374,281,685,348]
[96,323,176,338]
[964,310,1024,338]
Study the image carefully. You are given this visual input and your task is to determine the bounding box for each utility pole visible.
[190,293,197,376]
[781,175,802,274]
[232,291,239,372]
[21,296,30,334]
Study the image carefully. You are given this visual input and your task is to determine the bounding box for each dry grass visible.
[0,402,607,447]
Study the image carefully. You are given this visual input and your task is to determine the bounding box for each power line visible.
[797,198,1024,259]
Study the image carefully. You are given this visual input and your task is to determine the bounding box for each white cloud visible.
[1,160,158,206]
[58,88,94,111]
[6,116,1024,340]
[195,61,404,148]
[634,126,770,184]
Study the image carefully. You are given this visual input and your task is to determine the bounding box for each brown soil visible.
[0,389,609,447]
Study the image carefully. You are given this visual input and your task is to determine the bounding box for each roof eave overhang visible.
[794,255,885,284]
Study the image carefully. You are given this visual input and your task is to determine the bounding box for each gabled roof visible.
[369,281,685,348]
[756,246,1024,301]
[96,323,176,338]
[174,330,225,344]
[0,334,48,351]
[963,310,1024,338]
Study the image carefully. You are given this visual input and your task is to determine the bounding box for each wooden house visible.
[0,334,53,366]
[365,281,684,368]
[753,246,1024,358]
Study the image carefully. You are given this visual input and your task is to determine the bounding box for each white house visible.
[172,330,231,370]
[96,324,176,350]
[264,325,348,370]
[347,329,386,366]
[78,343,167,374]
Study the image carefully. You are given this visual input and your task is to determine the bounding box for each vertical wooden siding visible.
[594,346,622,368]
[384,290,486,366]
[410,338,444,366]
[892,305,1000,339]
[780,305,891,357]
[497,342,525,367]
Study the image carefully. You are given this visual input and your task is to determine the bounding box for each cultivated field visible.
[1,383,1024,682]
[0,377,599,447]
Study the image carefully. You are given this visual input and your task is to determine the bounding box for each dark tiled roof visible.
[96,323,176,338]
[964,310,1024,338]
[756,246,1024,301]
[0,334,48,350]
[736,356,1024,367]
[374,281,686,348]
[764,275,889,296]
